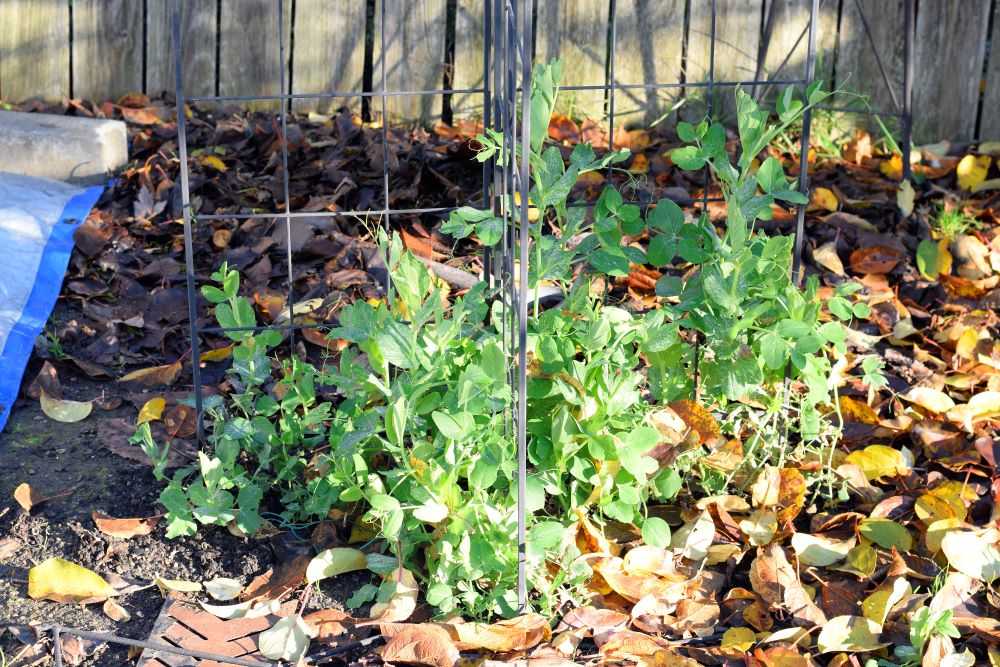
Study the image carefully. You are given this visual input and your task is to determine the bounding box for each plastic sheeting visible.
[0,172,105,431]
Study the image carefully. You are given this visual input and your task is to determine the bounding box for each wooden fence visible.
[0,0,998,142]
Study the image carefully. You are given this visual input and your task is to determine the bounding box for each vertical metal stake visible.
[278,0,296,354]
[173,0,205,441]
[901,0,914,181]
[515,0,532,613]
[791,0,819,287]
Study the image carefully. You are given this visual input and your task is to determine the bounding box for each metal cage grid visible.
[0,1,916,665]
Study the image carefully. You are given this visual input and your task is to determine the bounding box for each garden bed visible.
[1,84,1000,666]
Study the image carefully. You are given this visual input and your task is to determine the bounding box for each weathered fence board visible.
[912,1,989,142]
[758,0,837,92]
[453,0,486,118]
[72,0,143,101]
[146,0,217,98]
[535,0,608,120]
[834,0,905,124]
[612,0,685,127]
[688,0,764,119]
[292,0,367,113]
[376,0,448,121]
[0,0,70,102]
[982,2,1000,140]
[1,0,999,142]
[219,0,290,111]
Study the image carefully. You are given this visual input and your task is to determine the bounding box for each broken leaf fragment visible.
[40,390,92,423]
[28,557,115,603]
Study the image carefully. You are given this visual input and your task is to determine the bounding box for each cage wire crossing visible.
[0,1,915,664]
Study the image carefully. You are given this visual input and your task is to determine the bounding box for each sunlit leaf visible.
[28,557,115,603]
[259,614,315,662]
[791,532,855,566]
[859,518,912,552]
[817,615,885,653]
[306,548,367,584]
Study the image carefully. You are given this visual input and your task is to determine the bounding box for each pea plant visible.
[135,61,878,621]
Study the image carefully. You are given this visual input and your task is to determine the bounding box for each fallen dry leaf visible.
[28,557,115,603]
[92,512,160,538]
[380,623,460,667]
[118,360,183,387]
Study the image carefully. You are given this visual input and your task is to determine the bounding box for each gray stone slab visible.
[0,111,127,184]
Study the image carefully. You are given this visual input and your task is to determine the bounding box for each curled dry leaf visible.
[258,614,316,662]
[441,614,551,652]
[791,532,855,566]
[303,608,353,640]
[40,390,92,423]
[379,623,460,667]
[203,576,244,601]
[92,512,159,539]
[749,544,827,627]
[14,483,41,512]
[812,241,845,276]
[137,397,166,424]
[102,598,131,622]
[850,245,903,274]
[154,576,202,595]
[940,528,1000,583]
[199,600,252,619]
[306,547,367,584]
[902,387,956,414]
[118,360,183,387]
[28,557,115,603]
[363,568,419,624]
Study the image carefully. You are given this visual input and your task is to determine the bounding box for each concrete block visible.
[0,111,127,184]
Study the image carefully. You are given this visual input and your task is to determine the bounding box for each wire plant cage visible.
[171,0,915,618]
[0,1,917,665]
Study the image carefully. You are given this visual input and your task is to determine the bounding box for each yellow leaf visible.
[40,390,92,423]
[880,154,902,180]
[306,548,367,584]
[810,187,838,212]
[137,397,166,424]
[956,154,991,191]
[201,155,228,172]
[721,626,756,653]
[201,345,234,362]
[915,481,968,524]
[28,557,115,603]
[861,577,911,628]
[844,445,909,482]
[896,179,915,216]
[901,387,955,414]
[154,576,203,594]
[817,615,886,653]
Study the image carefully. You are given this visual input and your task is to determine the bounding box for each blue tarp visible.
[0,173,105,431]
